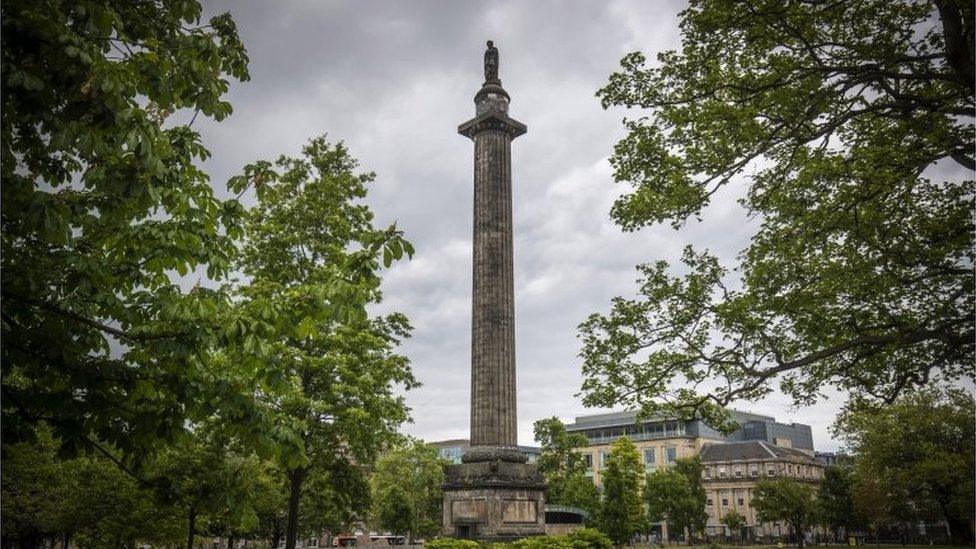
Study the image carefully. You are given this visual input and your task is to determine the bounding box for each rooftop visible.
[700,440,820,464]
[566,409,776,431]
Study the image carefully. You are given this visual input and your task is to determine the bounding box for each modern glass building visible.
[563,409,814,486]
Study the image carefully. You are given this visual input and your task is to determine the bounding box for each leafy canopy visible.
[817,466,855,537]
[835,387,975,543]
[752,479,818,547]
[229,136,416,549]
[644,467,694,539]
[370,439,446,541]
[598,437,645,544]
[580,0,974,429]
[1,0,254,458]
[533,417,600,516]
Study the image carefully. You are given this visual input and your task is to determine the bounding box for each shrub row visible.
[425,528,612,549]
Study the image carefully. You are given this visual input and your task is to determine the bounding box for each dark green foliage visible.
[644,467,693,541]
[671,457,707,538]
[597,437,645,544]
[836,387,975,544]
[370,439,445,542]
[720,510,746,540]
[376,489,412,538]
[424,528,611,549]
[644,456,706,542]
[1,0,254,458]
[817,466,855,541]
[424,539,481,549]
[231,136,416,549]
[565,528,613,549]
[533,417,601,517]
[580,0,974,430]
[752,479,818,548]
[1,428,184,549]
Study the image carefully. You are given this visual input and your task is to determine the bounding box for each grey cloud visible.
[196,0,844,451]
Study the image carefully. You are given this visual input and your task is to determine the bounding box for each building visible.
[565,409,822,542]
[814,450,850,467]
[565,409,813,486]
[430,438,540,464]
[701,440,824,540]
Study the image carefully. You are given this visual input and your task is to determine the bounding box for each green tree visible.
[720,509,746,542]
[65,455,184,549]
[644,467,693,543]
[299,460,371,544]
[671,457,707,540]
[150,431,259,549]
[1,430,68,548]
[579,0,974,430]
[817,466,854,542]
[231,136,417,549]
[533,417,601,516]
[598,437,644,544]
[370,439,445,543]
[376,488,413,540]
[835,387,975,544]
[559,474,602,520]
[250,463,288,549]
[752,479,818,548]
[1,0,258,459]
[1,428,183,549]
[850,472,889,543]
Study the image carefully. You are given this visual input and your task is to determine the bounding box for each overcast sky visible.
[195,0,849,451]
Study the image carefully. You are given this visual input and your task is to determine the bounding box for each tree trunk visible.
[227,536,235,549]
[186,507,197,549]
[60,533,69,549]
[284,468,306,549]
[792,520,804,548]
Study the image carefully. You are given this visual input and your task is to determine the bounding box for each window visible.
[644,448,656,467]
[788,464,793,475]
[735,469,742,478]
[767,468,775,476]
[722,498,729,506]
[738,498,744,506]
[583,453,593,469]
[718,465,727,478]
[704,467,712,479]
[600,451,609,469]
[707,499,714,506]
[665,446,677,464]
[751,469,759,477]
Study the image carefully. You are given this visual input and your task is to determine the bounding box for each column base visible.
[442,460,547,540]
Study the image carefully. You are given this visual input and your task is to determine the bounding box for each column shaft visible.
[470,128,517,447]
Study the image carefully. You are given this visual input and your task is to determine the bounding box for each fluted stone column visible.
[442,41,544,541]
[458,45,526,453]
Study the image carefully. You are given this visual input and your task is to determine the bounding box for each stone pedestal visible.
[442,454,546,540]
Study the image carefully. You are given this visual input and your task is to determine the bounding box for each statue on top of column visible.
[484,40,499,82]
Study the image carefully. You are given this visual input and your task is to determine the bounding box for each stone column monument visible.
[441,41,546,541]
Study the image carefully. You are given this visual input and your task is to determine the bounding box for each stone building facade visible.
[566,409,822,541]
[700,440,824,539]
[565,409,814,487]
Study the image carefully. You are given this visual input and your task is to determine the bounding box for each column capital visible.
[458,112,527,140]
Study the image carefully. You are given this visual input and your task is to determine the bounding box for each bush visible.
[511,536,574,549]
[425,539,481,549]
[425,530,611,549]
[566,528,613,549]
